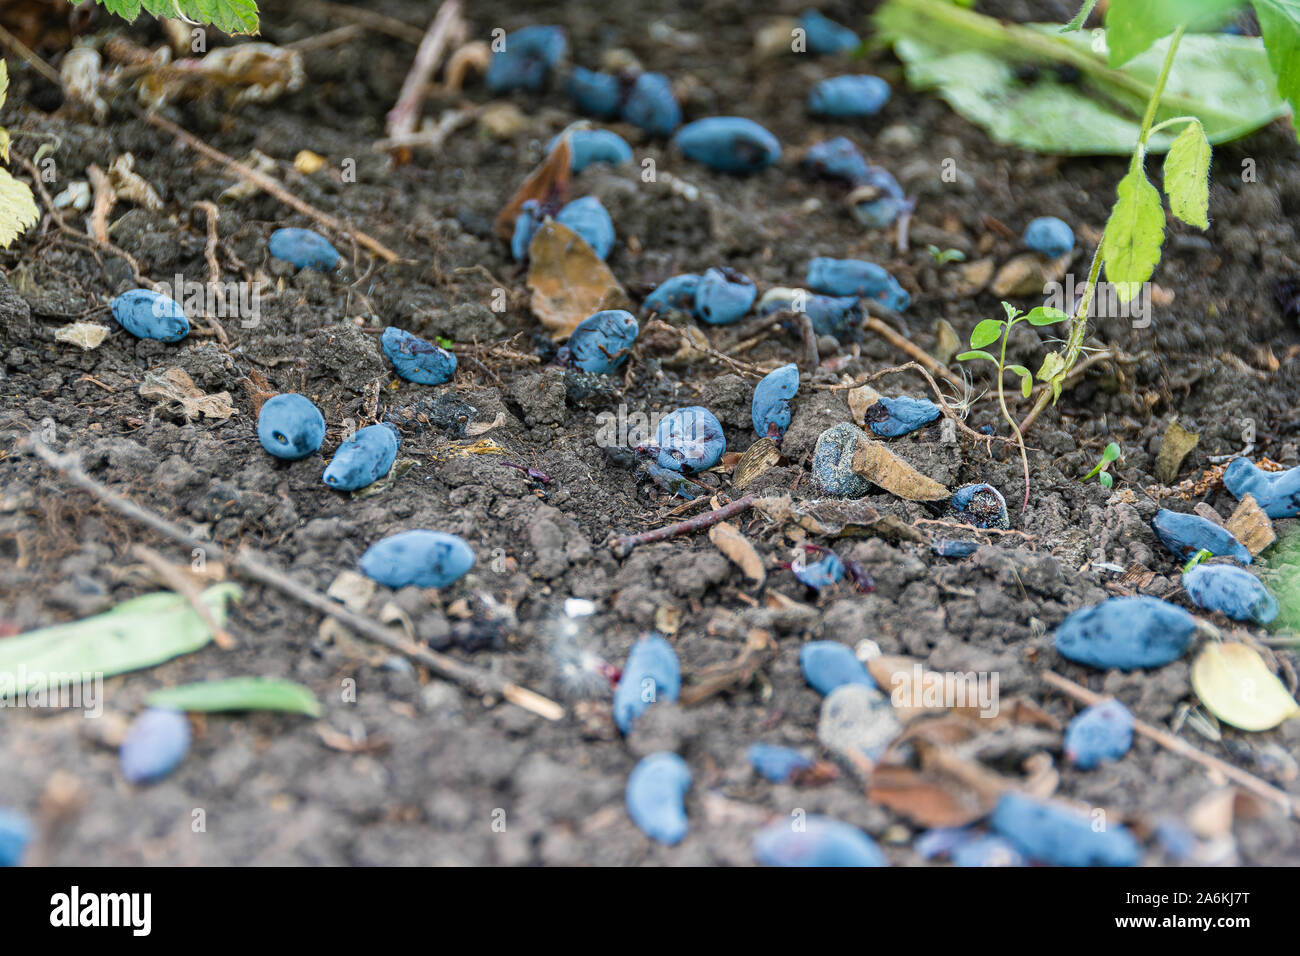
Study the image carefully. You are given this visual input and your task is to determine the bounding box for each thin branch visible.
[610,494,757,559]
[384,0,466,147]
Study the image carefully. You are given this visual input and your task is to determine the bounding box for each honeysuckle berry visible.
[621,72,681,136]
[799,10,861,55]
[806,256,910,311]
[991,792,1139,866]
[120,708,191,784]
[809,75,890,118]
[268,227,342,271]
[359,530,475,589]
[752,363,799,439]
[754,816,887,867]
[1151,509,1252,564]
[948,483,1009,530]
[484,25,567,93]
[1054,596,1199,671]
[555,195,615,260]
[848,166,906,228]
[110,288,190,343]
[1223,458,1300,518]
[257,393,326,460]
[563,309,638,374]
[1183,563,1278,624]
[800,640,874,695]
[864,396,941,437]
[1023,216,1075,259]
[511,199,544,262]
[564,66,623,118]
[756,287,862,336]
[1064,699,1134,770]
[642,273,702,315]
[613,634,680,734]
[625,752,691,845]
[381,326,457,385]
[747,743,814,782]
[640,405,726,474]
[694,267,756,325]
[803,136,871,184]
[323,423,399,492]
[673,116,782,173]
[550,128,634,173]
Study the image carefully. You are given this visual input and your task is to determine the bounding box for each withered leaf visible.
[866,764,998,828]
[495,136,571,240]
[847,384,882,426]
[791,498,927,542]
[1155,417,1199,485]
[54,321,109,351]
[851,442,950,501]
[139,368,235,422]
[733,437,781,490]
[1226,494,1275,556]
[526,221,631,339]
[708,521,766,585]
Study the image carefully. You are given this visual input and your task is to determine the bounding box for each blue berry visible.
[849,166,906,229]
[865,396,941,437]
[1224,458,1300,518]
[991,792,1139,867]
[554,128,633,173]
[757,287,862,336]
[809,75,891,118]
[110,288,190,343]
[120,708,191,784]
[511,199,544,262]
[792,553,845,590]
[1151,509,1252,564]
[565,309,639,374]
[812,422,872,497]
[381,326,458,385]
[642,274,701,315]
[747,743,814,782]
[806,257,910,311]
[932,539,979,558]
[1054,596,1199,671]
[485,25,566,93]
[268,227,342,271]
[555,195,615,260]
[673,116,782,173]
[752,363,799,439]
[1182,564,1278,624]
[649,406,726,473]
[1064,699,1134,770]
[800,10,861,54]
[951,834,1025,867]
[359,530,475,589]
[803,137,870,183]
[0,809,32,867]
[754,816,888,867]
[800,640,874,695]
[694,267,756,325]
[625,752,691,845]
[1023,216,1075,259]
[324,423,399,492]
[257,393,326,460]
[613,634,681,734]
[644,462,702,500]
[621,72,681,136]
[564,67,623,118]
[948,483,1009,530]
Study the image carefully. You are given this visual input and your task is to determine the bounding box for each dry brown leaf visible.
[866,763,998,828]
[495,137,571,240]
[933,318,961,367]
[1155,417,1199,485]
[847,383,882,426]
[1226,494,1275,556]
[792,498,927,542]
[654,604,681,635]
[733,437,780,490]
[708,521,766,585]
[139,368,235,422]
[851,441,950,501]
[526,221,631,339]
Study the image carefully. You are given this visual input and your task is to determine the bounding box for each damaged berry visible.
[257,393,326,460]
[752,363,799,439]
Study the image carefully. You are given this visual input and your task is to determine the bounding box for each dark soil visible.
[1,0,1299,865]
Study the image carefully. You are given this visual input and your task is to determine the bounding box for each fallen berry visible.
[359,529,475,589]
[1023,216,1074,259]
[1054,596,1200,670]
[991,792,1139,866]
[811,422,872,497]
[747,743,815,782]
[554,128,634,172]
[809,75,891,118]
[621,72,681,136]
[643,406,726,473]
[564,66,623,118]
[1064,699,1134,770]
[756,287,862,336]
[642,273,702,315]
[914,827,972,860]
[323,423,399,492]
[613,633,681,734]
[268,227,342,271]
[951,834,1025,867]
[932,539,979,558]
[752,363,799,439]
[556,195,615,260]
[484,25,566,93]
[806,256,910,311]
[800,10,861,54]
[0,808,32,867]
[257,393,326,460]
[848,166,906,229]
[673,116,782,173]
[564,309,639,374]
[625,751,691,845]
[643,461,702,499]
[120,708,191,784]
[864,395,941,437]
[947,483,1009,530]
[800,640,874,695]
[754,815,888,867]
[1151,509,1252,564]
[803,136,870,184]
[791,551,845,590]
[1223,458,1300,518]
[511,199,544,262]
[694,267,756,325]
[1182,563,1278,624]
[381,326,458,385]
[110,288,190,343]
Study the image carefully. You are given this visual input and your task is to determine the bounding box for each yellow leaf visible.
[526,221,630,339]
[1191,642,1300,732]
[851,440,950,501]
[0,168,39,249]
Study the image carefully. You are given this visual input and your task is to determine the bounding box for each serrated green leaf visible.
[0,169,39,249]
[1101,165,1165,302]
[1025,305,1071,325]
[98,0,144,22]
[969,318,1004,348]
[109,0,258,33]
[956,349,996,363]
[1253,0,1300,144]
[1163,120,1211,229]
[147,677,320,716]
[1061,0,1099,33]
[1105,0,1240,67]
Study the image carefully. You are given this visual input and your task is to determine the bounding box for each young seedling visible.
[957,302,1069,511]
[1081,441,1122,488]
[926,244,966,265]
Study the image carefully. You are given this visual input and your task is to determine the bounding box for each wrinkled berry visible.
[564,66,622,118]
[0,809,32,867]
[1152,509,1252,564]
[792,552,845,590]
[565,309,639,374]
[849,166,906,229]
[865,395,941,437]
[757,287,861,336]
[752,363,799,439]
[932,539,979,558]
[803,136,870,183]
[694,267,757,325]
[644,461,702,500]
[324,423,399,492]
[754,816,888,867]
[1064,699,1134,770]
[613,634,681,734]
[1023,216,1074,259]
[1224,458,1300,518]
[806,257,910,311]
[359,530,475,589]
[621,72,681,136]
[809,75,891,118]
[1183,563,1278,624]
[120,708,191,784]
[991,792,1139,866]
[747,743,814,782]
[643,274,701,315]
[626,752,691,845]
[382,326,458,385]
[556,195,615,260]
[1054,596,1199,670]
[800,10,861,54]
[648,406,726,473]
[952,834,1026,867]
[674,116,782,173]
[511,198,544,262]
[257,393,326,460]
[268,227,342,271]
[110,288,190,343]
[948,483,1009,530]
[800,640,874,695]
[485,25,566,93]
[552,128,633,172]
[812,422,872,497]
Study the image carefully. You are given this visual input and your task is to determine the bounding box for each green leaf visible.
[1104,0,1240,67]
[1253,0,1300,144]
[1020,373,1033,398]
[1099,471,1114,488]
[148,677,320,716]
[102,0,259,33]
[1025,305,1071,325]
[1005,363,1030,376]
[1101,164,1166,302]
[956,350,996,363]
[0,169,39,249]
[876,0,1288,155]
[0,585,241,694]
[969,318,1004,348]
[98,0,143,22]
[1162,119,1211,229]
[1061,0,1100,33]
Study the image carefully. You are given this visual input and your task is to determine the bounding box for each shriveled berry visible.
[323,423,399,492]
[991,792,1139,866]
[564,66,623,118]
[484,25,566,93]
[747,743,814,782]
[1054,596,1199,670]
[120,708,191,784]
[565,309,638,374]
[932,539,979,558]
[621,72,681,136]
[268,227,342,271]
[812,422,871,497]
[757,287,862,336]
[511,199,544,262]
[643,461,701,500]
[359,530,475,589]
[257,393,326,460]
[806,256,910,311]
[864,395,941,437]
[554,128,633,172]
[694,267,756,325]
[1183,564,1278,624]
[754,815,888,867]
[0,809,32,867]
[1152,509,1252,564]
[752,363,799,439]
[381,326,458,385]
[948,483,1009,530]
[1023,216,1074,259]
[803,136,870,183]
[809,75,891,118]
[800,10,861,54]
[849,166,906,228]
[791,552,845,590]
[642,273,701,315]
[649,406,726,473]
[800,640,874,695]
[1224,458,1300,518]
[951,834,1025,867]
[556,195,615,260]
[613,634,681,734]
[626,752,691,845]
[674,116,782,173]
[1064,699,1134,769]
[110,288,190,343]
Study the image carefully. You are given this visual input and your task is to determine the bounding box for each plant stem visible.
[997,326,1032,513]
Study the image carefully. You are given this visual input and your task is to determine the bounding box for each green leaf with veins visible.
[1104,0,1240,67]
[1162,119,1212,229]
[95,0,259,33]
[1253,0,1300,143]
[1025,306,1071,325]
[1101,165,1166,302]
[969,319,1004,349]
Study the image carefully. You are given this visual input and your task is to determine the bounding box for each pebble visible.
[358,530,475,589]
[800,640,875,695]
[811,422,872,497]
[256,393,326,460]
[613,634,681,734]
[991,792,1140,866]
[753,815,888,866]
[1151,509,1252,564]
[625,751,691,845]
[1054,596,1199,670]
[110,289,190,343]
[120,708,191,784]
[1182,563,1278,624]
[323,423,399,492]
[817,683,901,762]
[1064,699,1134,769]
